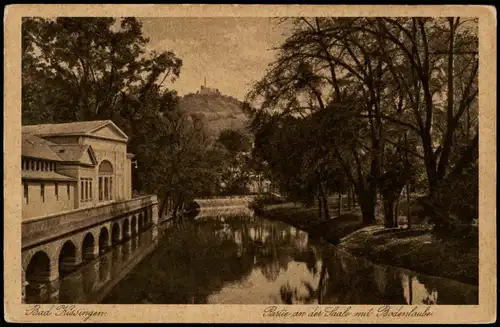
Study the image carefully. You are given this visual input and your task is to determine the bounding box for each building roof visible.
[49,144,98,165]
[22,120,129,141]
[22,120,110,135]
[22,134,62,161]
[22,134,98,165]
[22,170,77,182]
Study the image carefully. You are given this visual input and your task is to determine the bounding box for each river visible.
[27,207,478,304]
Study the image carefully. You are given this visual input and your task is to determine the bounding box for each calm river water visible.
[100,207,478,305]
[31,207,477,304]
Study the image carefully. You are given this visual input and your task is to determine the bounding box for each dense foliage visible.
[245,17,478,235]
[22,17,235,217]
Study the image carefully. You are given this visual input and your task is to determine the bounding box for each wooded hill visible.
[179,91,251,139]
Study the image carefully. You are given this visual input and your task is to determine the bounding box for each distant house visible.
[21,120,134,219]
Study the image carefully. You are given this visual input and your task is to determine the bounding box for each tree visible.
[246,17,478,230]
[217,129,252,155]
[22,17,182,124]
[22,17,229,220]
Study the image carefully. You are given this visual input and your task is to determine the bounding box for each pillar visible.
[151,204,159,226]
[24,257,60,303]
[82,244,99,261]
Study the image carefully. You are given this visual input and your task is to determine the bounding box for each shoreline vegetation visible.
[251,199,478,286]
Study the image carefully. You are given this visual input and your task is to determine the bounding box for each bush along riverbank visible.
[253,199,478,286]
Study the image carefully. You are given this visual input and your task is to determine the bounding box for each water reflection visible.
[24,225,164,304]
[102,210,478,304]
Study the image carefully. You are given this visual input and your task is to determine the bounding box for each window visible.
[104,177,109,200]
[80,178,93,202]
[55,183,59,200]
[30,161,35,170]
[109,178,112,200]
[23,183,28,204]
[99,177,103,201]
[40,183,45,202]
[98,160,114,202]
[67,184,70,200]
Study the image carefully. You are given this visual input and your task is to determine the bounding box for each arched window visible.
[98,160,114,202]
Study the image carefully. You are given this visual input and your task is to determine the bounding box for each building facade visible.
[22,120,134,219]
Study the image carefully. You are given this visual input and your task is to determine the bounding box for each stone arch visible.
[81,233,96,262]
[26,251,51,283]
[122,218,130,241]
[25,251,52,303]
[111,222,121,245]
[131,216,137,236]
[98,160,114,201]
[99,227,110,254]
[58,240,77,276]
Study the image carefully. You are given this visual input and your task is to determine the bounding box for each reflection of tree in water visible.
[279,281,319,304]
[318,250,407,304]
[280,282,297,304]
[252,219,303,282]
[293,248,318,276]
[415,275,478,304]
[102,221,255,304]
[102,215,333,304]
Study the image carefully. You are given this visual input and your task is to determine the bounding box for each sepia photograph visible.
[4,4,497,324]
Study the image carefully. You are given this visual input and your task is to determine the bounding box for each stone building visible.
[21,120,159,303]
[21,120,134,218]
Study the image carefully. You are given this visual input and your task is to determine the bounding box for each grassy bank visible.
[256,201,478,286]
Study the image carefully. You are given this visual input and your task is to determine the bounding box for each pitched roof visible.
[22,170,77,182]
[49,144,97,165]
[22,134,62,161]
[22,120,129,141]
[22,120,110,135]
[22,134,98,165]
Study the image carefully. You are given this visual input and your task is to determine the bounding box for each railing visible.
[22,195,158,249]
[194,195,258,200]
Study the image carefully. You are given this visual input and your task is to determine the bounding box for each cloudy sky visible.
[138,18,292,100]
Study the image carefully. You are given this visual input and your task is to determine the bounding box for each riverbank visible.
[256,202,478,286]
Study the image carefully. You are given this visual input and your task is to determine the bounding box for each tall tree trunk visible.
[352,186,356,207]
[356,185,376,224]
[317,176,329,221]
[347,190,352,211]
[394,196,400,227]
[172,204,179,220]
[323,195,330,220]
[382,193,396,228]
[317,195,323,221]
[406,183,411,229]
[338,192,342,216]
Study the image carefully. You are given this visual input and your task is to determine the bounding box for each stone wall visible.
[22,181,76,219]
